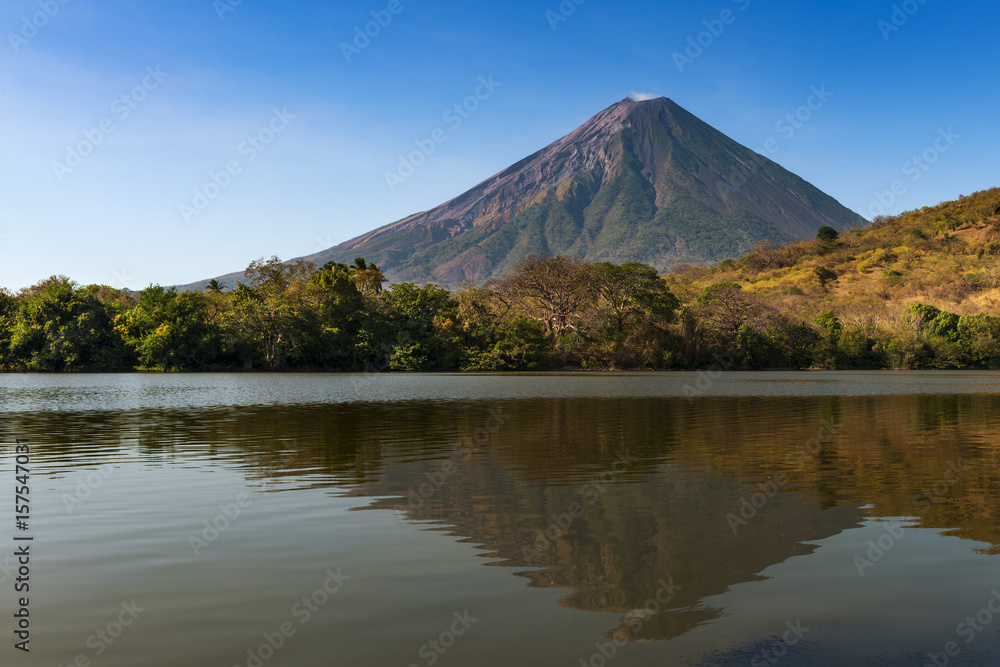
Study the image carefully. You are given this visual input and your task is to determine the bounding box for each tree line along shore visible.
[2,188,1000,373]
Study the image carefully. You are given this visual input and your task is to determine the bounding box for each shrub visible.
[389,343,432,371]
[882,270,904,287]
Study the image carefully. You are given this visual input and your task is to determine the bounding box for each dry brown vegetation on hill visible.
[663,187,1000,369]
[671,187,1000,317]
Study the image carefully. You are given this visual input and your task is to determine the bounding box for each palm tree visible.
[348,257,386,295]
[321,261,350,275]
[205,279,226,294]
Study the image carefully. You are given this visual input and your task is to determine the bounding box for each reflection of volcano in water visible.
[20,391,996,645]
[361,456,860,642]
[313,396,869,643]
[8,380,1000,667]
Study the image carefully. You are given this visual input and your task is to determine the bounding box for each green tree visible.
[592,263,679,335]
[456,286,558,371]
[814,311,843,368]
[117,286,221,370]
[461,315,557,371]
[497,255,596,337]
[348,258,387,296]
[379,283,460,371]
[958,314,1000,368]
[688,282,771,363]
[225,257,318,370]
[770,321,821,369]
[309,261,367,369]
[7,277,131,371]
[733,324,778,369]
[586,262,681,368]
[816,226,840,242]
[838,325,887,369]
[0,289,15,369]
[906,304,965,368]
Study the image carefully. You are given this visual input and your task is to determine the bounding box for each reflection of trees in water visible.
[10,393,1000,638]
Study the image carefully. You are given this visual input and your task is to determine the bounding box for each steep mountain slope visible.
[305,97,865,286]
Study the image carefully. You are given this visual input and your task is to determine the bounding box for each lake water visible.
[2,372,1000,666]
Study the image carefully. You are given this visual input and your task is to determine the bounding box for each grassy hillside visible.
[668,187,1000,326]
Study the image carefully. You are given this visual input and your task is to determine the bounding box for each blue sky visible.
[1,0,997,290]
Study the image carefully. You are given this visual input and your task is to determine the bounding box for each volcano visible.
[191,97,866,289]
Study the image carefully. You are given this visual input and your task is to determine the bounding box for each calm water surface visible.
[1,372,1000,666]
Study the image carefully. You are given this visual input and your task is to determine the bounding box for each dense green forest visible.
[3,188,1000,373]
